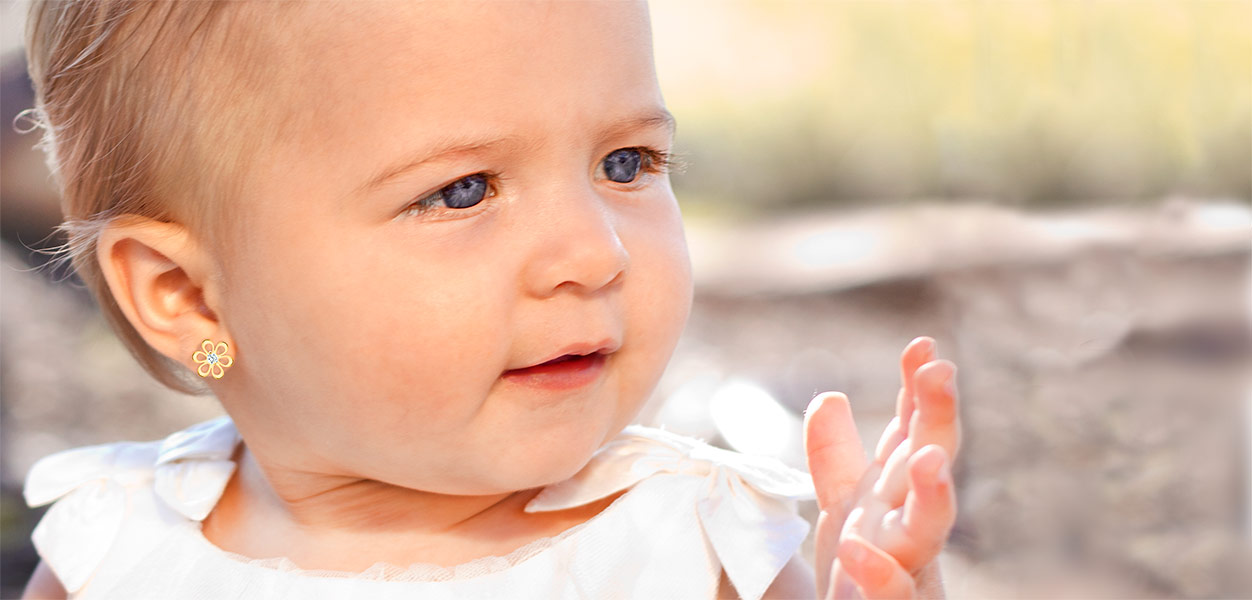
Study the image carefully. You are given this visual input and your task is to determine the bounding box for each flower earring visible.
[192,339,234,379]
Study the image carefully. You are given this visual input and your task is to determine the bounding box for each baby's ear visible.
[95,215,223,369]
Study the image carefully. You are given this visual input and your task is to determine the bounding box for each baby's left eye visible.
[602,148,644,183]
[598,147,675,186]
[405,172,495,217]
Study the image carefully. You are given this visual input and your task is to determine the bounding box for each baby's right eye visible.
[406,173,494,216]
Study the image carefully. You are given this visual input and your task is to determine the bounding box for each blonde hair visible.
[23,0,306,394]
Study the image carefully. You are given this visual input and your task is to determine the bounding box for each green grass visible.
[652,1,1252,209]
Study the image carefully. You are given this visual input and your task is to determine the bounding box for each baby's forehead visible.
[238,2,662,162]
[250,1,653,93]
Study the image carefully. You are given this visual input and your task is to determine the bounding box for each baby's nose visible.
[520,186,629,297]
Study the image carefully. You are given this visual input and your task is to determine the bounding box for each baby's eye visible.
[599,147,676,186]
[602,148,645,183]
[436,173,490,208]
[408,173,493,215]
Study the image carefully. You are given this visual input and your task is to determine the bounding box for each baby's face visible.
[214,1,691,494]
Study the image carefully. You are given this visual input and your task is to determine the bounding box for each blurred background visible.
[2,1,1250,597]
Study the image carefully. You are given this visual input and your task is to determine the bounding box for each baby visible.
[19,2,960,599]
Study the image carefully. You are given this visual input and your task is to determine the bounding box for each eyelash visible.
[631,147,679,179]
[402,146,680,218]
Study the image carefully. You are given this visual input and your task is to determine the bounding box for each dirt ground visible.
[650,201,1252,598]
[2,201,1249,598]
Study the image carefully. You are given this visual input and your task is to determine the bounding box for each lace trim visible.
[178,488,633,582]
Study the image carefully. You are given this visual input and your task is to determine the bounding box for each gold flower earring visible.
[192,339,234,379]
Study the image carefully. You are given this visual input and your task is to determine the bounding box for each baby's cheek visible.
[356,329,500,414]
[318,284,505,419]
[619,225,692,393]
[635,226,693,334]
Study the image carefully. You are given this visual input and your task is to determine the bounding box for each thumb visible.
[805,392,868,514]
[806,392,870,596]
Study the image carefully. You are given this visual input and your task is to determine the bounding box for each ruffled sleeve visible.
[21,416,240,594]
[526,426,815,600]
[23,441,159,593]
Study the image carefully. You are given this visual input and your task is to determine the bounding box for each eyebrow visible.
[594,108,677,150]
[356,108,677,195]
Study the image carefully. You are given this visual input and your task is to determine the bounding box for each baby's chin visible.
[428,420,630,497]
[479,398,645,492]
[515,434,622,489]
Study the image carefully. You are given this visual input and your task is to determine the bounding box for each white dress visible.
[24,417,815,600]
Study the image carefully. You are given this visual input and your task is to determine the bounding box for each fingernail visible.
[805,393,827,418]
[928,451,951,485]
[944,368,958,396]
[843,537,892,588]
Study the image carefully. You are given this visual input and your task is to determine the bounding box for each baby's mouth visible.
[534,353,590,366]
[508,351,600,372]
[501,346,615,391]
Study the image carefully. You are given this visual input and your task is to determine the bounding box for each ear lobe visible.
[96,215,223,370]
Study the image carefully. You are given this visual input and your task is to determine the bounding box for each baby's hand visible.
[804,337,960,599]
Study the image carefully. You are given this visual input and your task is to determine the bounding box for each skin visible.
[24,2,959,598]
[801,337,961,599]
[93,0,691,571]
[723,337,959,600]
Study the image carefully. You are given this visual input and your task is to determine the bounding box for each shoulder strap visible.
[527,425,815,600]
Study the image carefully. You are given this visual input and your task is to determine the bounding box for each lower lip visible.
[501,353,608,391]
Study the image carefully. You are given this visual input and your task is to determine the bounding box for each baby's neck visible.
[200,444,613,571]
[236,444,517,532]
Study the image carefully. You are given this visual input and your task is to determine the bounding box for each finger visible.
[826,558,864,600]
[874,361,959,508]
[877,445,956,573]
[871,431,915,509]
[807,393,873,596]
[900,446,956,570]
[805,392,868,513]
[907,360,961,462]
[895,337,935,438]
[838,535,917,600]
[815,509,846,595]
[873,416,904,466]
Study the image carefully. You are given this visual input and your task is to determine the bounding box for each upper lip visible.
[509,338,622,371]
